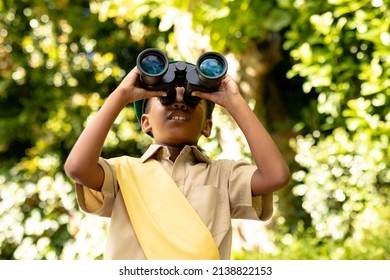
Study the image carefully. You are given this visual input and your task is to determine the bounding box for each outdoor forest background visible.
[1,0,389,260]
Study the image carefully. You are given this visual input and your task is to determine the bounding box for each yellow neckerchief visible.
[109,156,220,260]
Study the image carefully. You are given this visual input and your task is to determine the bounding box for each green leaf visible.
[263,8,292,31]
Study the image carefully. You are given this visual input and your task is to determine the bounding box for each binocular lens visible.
[199,58,225,78]
[140,55,166,75]
[196,52,227,90]
[137,49,169,86]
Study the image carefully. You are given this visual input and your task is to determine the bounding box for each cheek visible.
[197,109,208,126]
[148,103,166,123]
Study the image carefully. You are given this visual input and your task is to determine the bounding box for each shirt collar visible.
[140,144,211,164]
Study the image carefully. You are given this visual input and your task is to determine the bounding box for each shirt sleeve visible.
[227,159,273,221]
[75,157,118,217]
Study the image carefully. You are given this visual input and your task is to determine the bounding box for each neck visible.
[165,145,185,162]
[155,141,198,162]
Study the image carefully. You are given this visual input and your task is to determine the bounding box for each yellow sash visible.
[110,156,220,260]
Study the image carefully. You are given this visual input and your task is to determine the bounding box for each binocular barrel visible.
[136,49,171,87]
[196,52,228,90]
[136,48,228,98]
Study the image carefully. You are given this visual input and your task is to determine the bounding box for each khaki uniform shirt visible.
[76,144,272,260]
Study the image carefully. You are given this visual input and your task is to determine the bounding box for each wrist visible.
[225,95,248,115]
[111,86,134,107]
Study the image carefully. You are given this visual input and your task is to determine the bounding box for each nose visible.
[172,87,187,110]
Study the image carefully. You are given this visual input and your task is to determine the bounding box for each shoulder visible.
[104,155,142,168]
[210,157,252,170]
[208,158,255,178]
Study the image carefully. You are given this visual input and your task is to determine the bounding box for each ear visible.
[202,119,213,138]
[141,114,152,134]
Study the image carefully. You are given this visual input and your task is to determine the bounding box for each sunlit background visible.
[0,0,389,260]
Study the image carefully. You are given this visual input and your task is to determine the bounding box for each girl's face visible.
[141,87,212,147]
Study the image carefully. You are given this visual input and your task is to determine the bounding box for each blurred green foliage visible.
[1,0,389,259]
[279,0,390,258]
[0,0,158,259]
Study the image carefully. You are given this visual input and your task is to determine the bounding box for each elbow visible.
[252,165,291,196]
[64,157,104,192]
[273,164,291,191]
[277,167,291,190]
[263,171,290,195]
[64,157,82,182]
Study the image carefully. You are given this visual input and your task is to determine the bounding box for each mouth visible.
[168,111,188,121]
[171,115,186,121]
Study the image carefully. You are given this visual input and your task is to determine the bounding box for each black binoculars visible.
[136,48,228,107]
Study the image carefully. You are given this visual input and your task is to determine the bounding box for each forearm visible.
[226,97,290,195]
[192,74,290,194]
[64,88,128,190]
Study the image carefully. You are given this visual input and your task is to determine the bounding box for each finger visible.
[142,90,167,99]
[192,91,221,105]
[191,91,210,99]
[152,90,167,97]
[124,67,141,85]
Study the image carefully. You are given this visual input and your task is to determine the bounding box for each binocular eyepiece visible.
[136,48,228,107]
